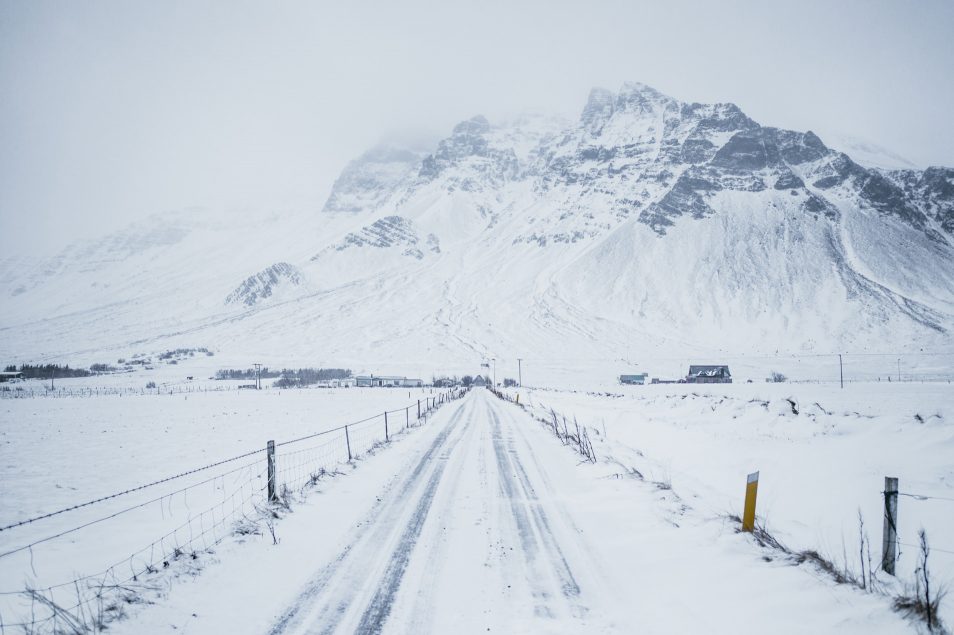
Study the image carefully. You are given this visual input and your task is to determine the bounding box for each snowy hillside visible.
[2,83,953,373]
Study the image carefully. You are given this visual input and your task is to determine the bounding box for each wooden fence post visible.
[345,425,352,461]
[882,476,899,575]
[742,471,759,532]
[384,412,389,442]
[267,440,277,502]
[417,400,421,420]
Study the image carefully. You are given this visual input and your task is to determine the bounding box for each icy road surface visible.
[268,389,610,634]
[113,388,909,634]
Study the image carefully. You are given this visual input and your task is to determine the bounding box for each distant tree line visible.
[273,368,352,388]
[5,363,92,379]
[158,348,214,361]
[215,368,282,380]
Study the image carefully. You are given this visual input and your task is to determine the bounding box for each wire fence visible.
[490,388,596,462]
[492,386,953,630]
[0,383,274,400]
[0,389,464,632]
[893,491,954,558]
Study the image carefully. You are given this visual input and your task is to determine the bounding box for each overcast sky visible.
[2,0,953,254]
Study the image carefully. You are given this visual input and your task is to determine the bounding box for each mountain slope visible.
[2,83,953,374]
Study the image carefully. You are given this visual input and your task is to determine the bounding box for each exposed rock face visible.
[332,216,438,260]
[312,82,954,345]
[322,144,427,215]
[225,262,303,306]
[885,166,954,236]
[418,115,520,189]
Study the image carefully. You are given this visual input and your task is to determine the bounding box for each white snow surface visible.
[1,386,951,633]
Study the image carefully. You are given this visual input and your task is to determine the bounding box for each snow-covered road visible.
[107,387,914,634]
[268,388,613,634]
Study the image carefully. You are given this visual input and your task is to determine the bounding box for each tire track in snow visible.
[354,410,477,634]
[487,398,585,620]
[266,398,472,635]
[397,409,482,634]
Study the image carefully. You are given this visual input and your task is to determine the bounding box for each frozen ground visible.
[0,382,444,630]
[3,384,948,633]
[514,381,954,629]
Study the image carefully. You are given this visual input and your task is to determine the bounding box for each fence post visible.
[406,407,409,430]
[385,412,389,442]
[417,400,421,420]
[345,425,352,461]
[267,440,277,502]
[882,476,899,575]
[742,471,759,532]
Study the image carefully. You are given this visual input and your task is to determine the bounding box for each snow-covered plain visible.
[1,384,949,633]
[512,381,954,629]
[0,381,448,630]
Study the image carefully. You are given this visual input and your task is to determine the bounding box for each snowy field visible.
[0,381,447,630]
[512,381,954,628]
[0,379,951,633]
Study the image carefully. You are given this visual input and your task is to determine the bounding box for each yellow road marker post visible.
[742,471,759,532]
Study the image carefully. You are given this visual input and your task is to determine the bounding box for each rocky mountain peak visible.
[615,81,673,112]
[580,87,615,133]
[451,115,491,137]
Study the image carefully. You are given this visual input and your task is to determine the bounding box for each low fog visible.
[2,0,953,254]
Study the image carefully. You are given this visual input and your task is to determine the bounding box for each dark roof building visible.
[686,365,732,383]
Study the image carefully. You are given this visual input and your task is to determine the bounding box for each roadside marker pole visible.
[882,476,899,575]
[384,412,389,442]
[267,440,277,502]
[345,425,352,461]
[417,400,421,420]
[742,471,759,532]
[405,407,409,430]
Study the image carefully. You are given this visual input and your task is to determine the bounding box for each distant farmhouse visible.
[315,378,357,388]
[619,373,648,385]
[355,375,424,388]
[0,371,24,383]
[472,375,488,387]
[686,365,732,384]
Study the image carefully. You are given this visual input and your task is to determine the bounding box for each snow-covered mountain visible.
[2,83,953,374]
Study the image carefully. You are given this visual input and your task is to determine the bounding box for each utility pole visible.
[254,363,262,390]
[517,358,523,387]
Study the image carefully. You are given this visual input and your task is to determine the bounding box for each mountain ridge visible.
[2,82,953,373]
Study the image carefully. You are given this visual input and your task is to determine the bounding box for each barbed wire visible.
[897,492,954,503]
[0,390,462,630]
[898,542,954,556]
[0,448,265,533]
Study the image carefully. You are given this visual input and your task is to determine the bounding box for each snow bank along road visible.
[117,388,911,634]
